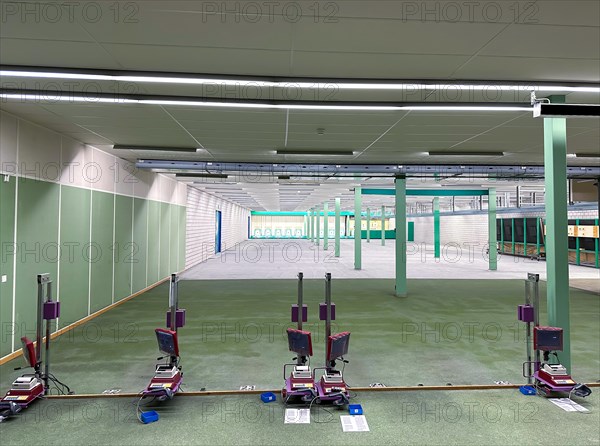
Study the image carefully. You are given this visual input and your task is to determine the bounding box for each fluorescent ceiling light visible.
[427,151,505,157]
[2,68,599,93]
[533,103,600,118]
[574,153,600,158]
[277,150,356,156]
[0,93,532,112]
[113,144,197,153]
[176,173,229,179]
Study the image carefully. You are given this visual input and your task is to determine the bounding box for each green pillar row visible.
[335,198,341,257]
[395,177,407,297]
[354,187,362,270]
[381,205,386,246]
[433,197,440,259]
[316,205,321,246]
[488,188,497,271]
[323,202,329,250]
[544,106,571,372]
[366,208,371,243]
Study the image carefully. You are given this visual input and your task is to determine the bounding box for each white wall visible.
[0,111,187,206]
[185,187,250,268]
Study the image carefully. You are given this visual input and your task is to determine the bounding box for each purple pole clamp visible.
[518,304,534,323]
[291,304,308,323]
[43,301,60,320]
[319,302,336,321]
[166,309,186,328]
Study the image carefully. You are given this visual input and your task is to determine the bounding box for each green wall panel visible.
[169,204,179,273]
[0,178,16,356]
[89,191,114,314]
[147,201,160,285]
[14,178,59,351]
[113,195,133,302]
[159,203,170,279]
[179,205,186,271]
[58,186,90,328]
[132,198,148,293]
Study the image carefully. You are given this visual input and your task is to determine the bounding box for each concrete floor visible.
[183,239,599,282]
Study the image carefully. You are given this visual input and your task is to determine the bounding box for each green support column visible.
[335,198,341,257]
[354,187,362,270]
[575,219,580,266]
[543,102,571,372]
[316,205,321,246]
[511,219,515,254]
[311,209,316,242]
[524,217,528,256]
[366,208,371,243]
[500,218,504,253]
[381,205,386,246]
[595,218,599,269]
[309,209,313,241]
[323,202,329,250]
[304,214,308,239]
[488,188,497,270]
[433,197,440,259]
[395,177,407,297]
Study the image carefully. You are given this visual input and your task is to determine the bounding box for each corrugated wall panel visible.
[409,214,489,247]
[185,188,250,268]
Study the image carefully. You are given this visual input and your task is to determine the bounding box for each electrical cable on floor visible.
[46,373,73,395]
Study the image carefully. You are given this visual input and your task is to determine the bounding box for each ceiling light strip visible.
[1,66,599,93]
[0,90,532,112]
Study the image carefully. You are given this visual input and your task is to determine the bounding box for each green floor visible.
[1,279,598,444]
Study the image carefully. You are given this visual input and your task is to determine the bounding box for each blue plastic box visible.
[348,404,363,415]
[140,410,159,424]
[519,385,536,396]
[261,392,276,403]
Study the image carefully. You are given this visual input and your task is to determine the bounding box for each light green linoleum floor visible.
[0,279,598,445]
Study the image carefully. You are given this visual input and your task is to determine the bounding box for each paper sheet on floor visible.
[340,415,370,432]
[549,398,590,412]
[284,408,310,424]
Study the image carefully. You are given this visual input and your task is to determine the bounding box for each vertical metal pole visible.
[381,205,386,246]
[354,187,362,270]
[325,273,332,367]
[335,198,341,257]
[323,202,329,250]
[489,188,497,271]
[543,97,571,372]
[433,197,440,259]
[44,279,52,392]
[366,208,371,243]
[395,178,407,297]
[297,272,303,331]
[297,272,304,365]
[169,273,178,333]
[36,275,45,365]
